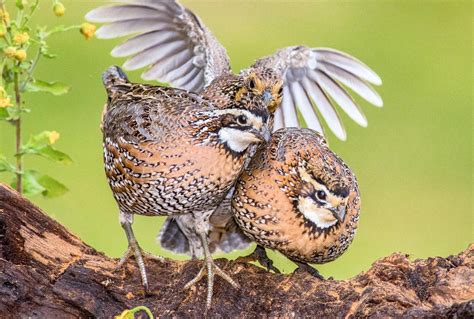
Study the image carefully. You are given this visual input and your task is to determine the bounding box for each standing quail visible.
[232,128,360,276]
[88,0,380,270]
[101,65,280,309]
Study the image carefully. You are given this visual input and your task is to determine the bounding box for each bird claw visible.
[115,243,164,294]
[293,261,325,280]
[184,258,239,311]
[236,245,281,273]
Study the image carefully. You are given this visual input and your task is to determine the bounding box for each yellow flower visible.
[3,47,16,58]
[48,131,60,144]
[80,23,96,40]
[13,32,29,45]
[14,49,27,62]
[0,97,12,108]
[53,2,65,17]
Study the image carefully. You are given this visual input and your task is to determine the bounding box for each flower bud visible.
[14,49,27,62]
[80,23,96,40]
[16,0,28,10]
[53,2,65,17]
[0,86,12,108]
[13,32,29,45]
[48,131,60,144]
[3,47,17,58]
[0,97,12,108]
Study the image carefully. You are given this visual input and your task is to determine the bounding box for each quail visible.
[101,65,280,309]
[231,128,360,276]
[88,0,379,271]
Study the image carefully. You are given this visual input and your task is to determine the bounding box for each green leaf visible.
[43,53,58,59]
[0,108,8,120]
[20,131,73,164]
[25,80,70,96]
[0,155,16,173]
[23,131,53,150]
[0,107,21,121]
[37,146,73,164]
[37,174,68,198]
[18,170,46,197]
[11,170,68,198]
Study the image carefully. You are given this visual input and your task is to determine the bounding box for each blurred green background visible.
[0,0,472,279]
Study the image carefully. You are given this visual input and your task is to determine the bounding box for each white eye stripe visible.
[216,109,263,129]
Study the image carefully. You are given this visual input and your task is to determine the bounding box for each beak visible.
[262,90,273,106]
[248,119,272,143]
[331,206,346,223]
[248,129,265,143]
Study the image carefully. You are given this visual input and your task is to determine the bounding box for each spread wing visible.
[86,0,231,92]
[253,46,383,140]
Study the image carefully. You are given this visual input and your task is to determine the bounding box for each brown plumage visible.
[232,128,360,275]
[156,69,283,259]
[101,65,281,310]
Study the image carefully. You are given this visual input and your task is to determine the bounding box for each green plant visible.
[0,0,95,197]
[115,306,154,319]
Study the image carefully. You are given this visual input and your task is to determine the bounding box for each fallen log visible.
[0,183,472,318]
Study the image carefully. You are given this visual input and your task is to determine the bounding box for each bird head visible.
[236,68,283,114]
[296,165,351,230]
[271,128,356,231]
[215,108,270,154]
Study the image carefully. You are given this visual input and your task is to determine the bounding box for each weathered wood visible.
[0,183,473,318]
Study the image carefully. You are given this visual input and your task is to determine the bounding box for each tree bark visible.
[0,183,472,318]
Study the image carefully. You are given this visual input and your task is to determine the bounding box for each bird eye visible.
[316,190,327,201]
[249,78,256,90]
[277,86,283,95]
[236,115,248,125]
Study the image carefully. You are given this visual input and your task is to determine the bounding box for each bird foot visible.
[235,245,281,273]
[293,261,325,280]
[115,243,164,294]
[184,258,239,311]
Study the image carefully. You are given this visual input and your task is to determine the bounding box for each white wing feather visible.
[253,46,383,139]
[86,0,230,92]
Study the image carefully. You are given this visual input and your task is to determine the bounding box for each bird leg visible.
[293,261,325,280]
[184,213,239,311]
[116,212,163,294]
[235,245,281,273]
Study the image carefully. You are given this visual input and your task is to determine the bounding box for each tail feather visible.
[157,218,190,255]
[157,215,252,257]
[102,65,129,95]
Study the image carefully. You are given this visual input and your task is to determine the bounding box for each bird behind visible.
[101,65,279,310]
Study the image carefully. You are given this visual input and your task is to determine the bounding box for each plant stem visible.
[13,72,22,193]
[20,47,41,91]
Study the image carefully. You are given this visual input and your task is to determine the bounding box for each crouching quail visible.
[101,65,279,309]
[232,128,360,277]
